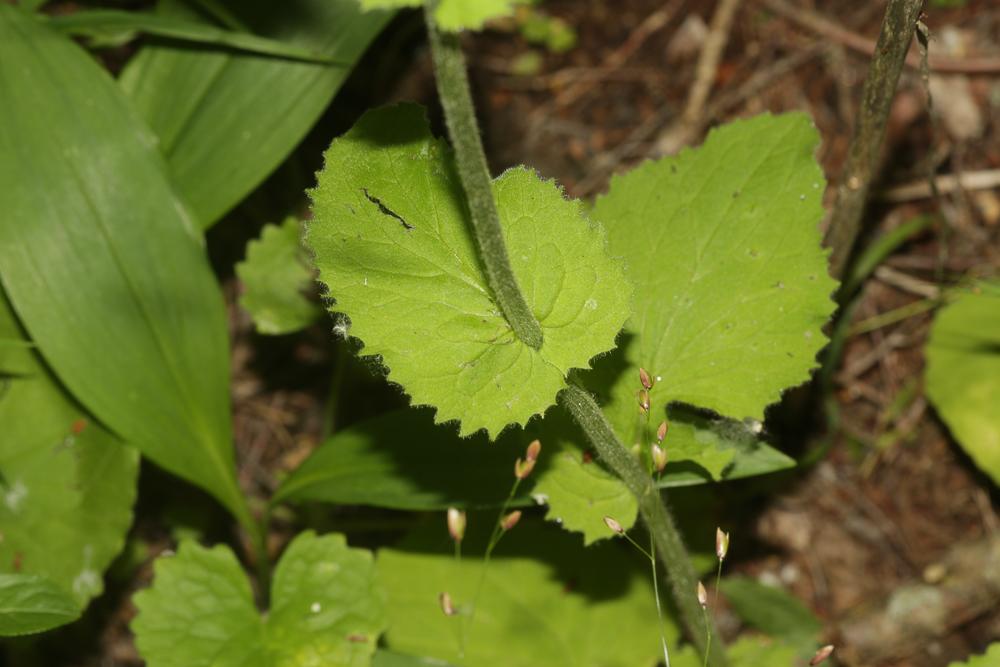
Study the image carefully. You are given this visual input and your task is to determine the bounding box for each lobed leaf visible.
[120,0,393,227]
[307,104,631,438]
[925,283,1000,485]
[236,218,321,335]
[0,5,246,525]
[132,532,386,667]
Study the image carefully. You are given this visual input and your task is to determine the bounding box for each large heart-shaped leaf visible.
[592,112,837,448]
[132,532,385,667]
[119,0,393,227]
[307,104,631,438]
[0,5,246,525]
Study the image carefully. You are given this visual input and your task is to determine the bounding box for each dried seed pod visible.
[715,527,730,561]
[501,510,522,532]
[639,367,653,390]
[810,645,834,666]
[656,420,668,443]
[447,507,466,543]
[651,443,668,473]
[439,592,456,616]
[514,457,536,480]
[637,389,650,413]
[525,439,541,462]
[603,516,624,534]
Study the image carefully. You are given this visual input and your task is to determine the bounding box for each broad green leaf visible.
[926,283,1000,485]
[592,113,837,448]
[308,104,631,437]
[949,643,1000,666]
[133,532,386,667]
[0,288,138,634]
[0,6,247,525]
[120,0,393,227]
[236,218,321,335]
[720,576,822,654]
[274,406,792,543]
[361,0,524,31]
[376,520,678,666]
[0,575,79,637]
[47,10,340,63]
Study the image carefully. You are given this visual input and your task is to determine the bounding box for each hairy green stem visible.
[824,0,925,279]
[559,383,727,667]
[424,6,543,350]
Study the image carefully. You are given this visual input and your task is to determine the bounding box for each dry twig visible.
[654,0,742,155]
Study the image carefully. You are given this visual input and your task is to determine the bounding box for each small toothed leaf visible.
[307,104,630,437]
[132,532,385,667]
[236,217,321,335]
[592,113,838,448]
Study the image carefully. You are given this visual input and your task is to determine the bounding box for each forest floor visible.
[37,1,1000,666]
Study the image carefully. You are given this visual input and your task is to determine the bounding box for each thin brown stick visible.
[761,0,1000,74]
[654,0,742,155]
[879,169,1000,202]
[824,0,926,279]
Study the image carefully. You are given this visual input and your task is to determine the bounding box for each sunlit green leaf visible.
[307,104,631,438]
[133,532,386,667]
[120,0,393,226]
[926,283,1000,485]
[0,5,247,525]
[236,218,321,335]
[592,113,837,448]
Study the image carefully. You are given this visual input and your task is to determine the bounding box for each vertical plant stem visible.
[424,5,543,350]
[559,383,728,667]
[824,0,926,279]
